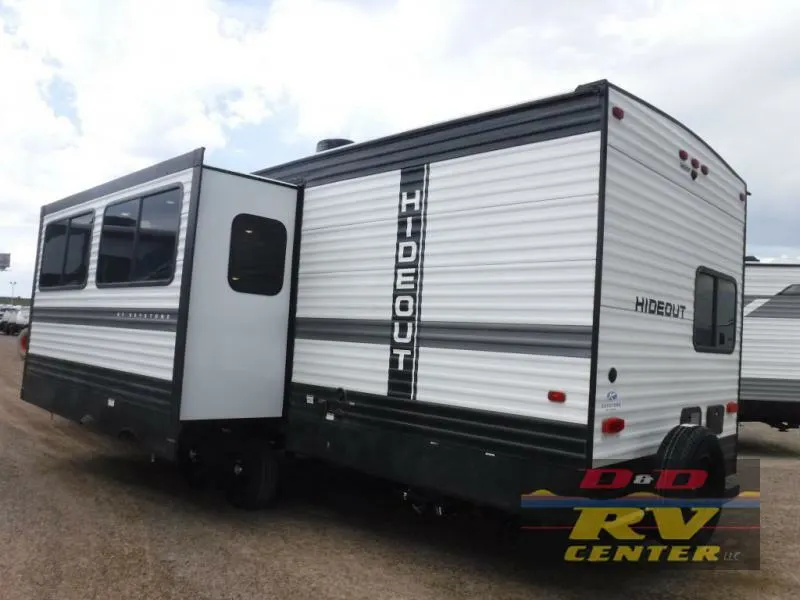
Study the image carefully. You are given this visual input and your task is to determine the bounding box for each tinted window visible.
[715,278,737,349]
[62,212,94,286]
[39,211,94,290]
[693,269,737,354]
[693,272,715,348]
[97,187,181,286]
[96,198,138,284]
[228,213,287,296]
[39,221,69,288]
[132,189,181,282]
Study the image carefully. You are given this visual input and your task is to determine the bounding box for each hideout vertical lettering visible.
[388,165,429,399]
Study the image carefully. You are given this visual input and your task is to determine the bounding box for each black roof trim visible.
[745,262,800,268]
[255,84,605,186]
[42,148,205,217]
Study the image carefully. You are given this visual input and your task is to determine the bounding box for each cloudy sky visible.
[1,0,798,296]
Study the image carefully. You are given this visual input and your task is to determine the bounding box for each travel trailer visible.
[21,80,747,511]
[741,256,800,431]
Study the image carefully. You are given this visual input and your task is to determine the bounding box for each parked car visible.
[0,307,19,334]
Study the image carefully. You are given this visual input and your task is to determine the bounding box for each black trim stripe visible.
[586,82,610,467]
[295,318,593,358]
[22,354,177,459]
[33,307,178,331]
[290,383,588,461]
[740,377,800,404]
[42,148,204,216]
[172,161,206,431]
[388,165,430,399]
[254,90,603,187]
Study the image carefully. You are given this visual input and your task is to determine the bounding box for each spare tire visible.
[18,326,29,360]
[652,424,726,545]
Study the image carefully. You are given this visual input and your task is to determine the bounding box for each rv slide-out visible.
[21,80,747,512]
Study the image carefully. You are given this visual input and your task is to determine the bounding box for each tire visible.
[652,425,726,545]
[17,327,29,360]
[226,442,279,510]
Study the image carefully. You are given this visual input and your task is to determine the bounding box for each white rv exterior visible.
[22,80,746,511]
[740,259,800,430]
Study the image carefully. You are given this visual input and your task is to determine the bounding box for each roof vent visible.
[316,138,354,153]
[745,255,760,262]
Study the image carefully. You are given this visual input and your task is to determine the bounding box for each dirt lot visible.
[1,336,799,600]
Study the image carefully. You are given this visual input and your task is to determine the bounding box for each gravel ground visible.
[1,335,799,600]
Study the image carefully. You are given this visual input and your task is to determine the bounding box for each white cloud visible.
[1,0,799,294]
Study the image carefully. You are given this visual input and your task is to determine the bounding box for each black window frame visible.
[227,213,288,297]
[95,184,183,289]
[692,266,738,355]
[38,210,95,292]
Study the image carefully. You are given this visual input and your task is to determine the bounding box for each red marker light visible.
[601,417,625,434]
[548,391,566,403]
[611,106,624,120]
[691,158,700,169]
[679,149,689,161]
[701,165,709,175]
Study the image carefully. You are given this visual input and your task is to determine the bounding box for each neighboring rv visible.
[741,257,800,431]
[21,80,747,512]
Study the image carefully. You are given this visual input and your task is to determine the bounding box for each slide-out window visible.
[39,211,95,290]
[228,213,287,296]
[96,186,182,286]
[693,267,737,354]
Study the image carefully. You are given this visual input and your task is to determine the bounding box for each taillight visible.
[601,417,625,434]
[548,390,566,403]
[726,402,738,414]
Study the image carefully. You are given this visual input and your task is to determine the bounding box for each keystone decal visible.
[634,296,686,319]
[387,165,430,399]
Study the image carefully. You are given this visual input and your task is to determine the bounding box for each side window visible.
[693,268,737,353]
[228,213,287,296]
[96,187,181,286]
[39,211,94,290]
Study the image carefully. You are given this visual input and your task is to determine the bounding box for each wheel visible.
[652,424,726,545]
[226,442,279,510]
[17,327,29,359]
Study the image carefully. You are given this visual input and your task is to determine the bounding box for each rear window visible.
[693,268,737,354]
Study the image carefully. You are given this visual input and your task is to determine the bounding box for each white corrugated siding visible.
[293,132,600,422]
[593,89,746,462]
